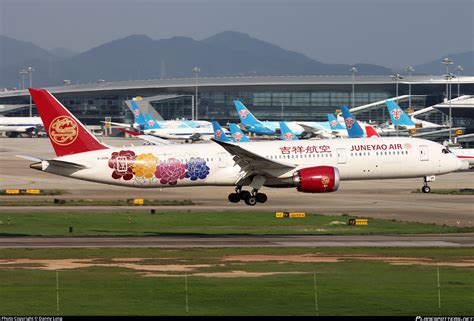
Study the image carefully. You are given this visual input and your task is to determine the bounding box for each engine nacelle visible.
[293,166,340,193]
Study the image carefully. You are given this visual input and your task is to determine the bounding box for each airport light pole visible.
[192,67,201,120]
[441,57,453,101]
[454,65,463,98]
[390,73,403,137]
[350,66,357,108]
[20,69,28,90]
[406,66,414,109]
[443,73,455,143]
[26,66,35,117]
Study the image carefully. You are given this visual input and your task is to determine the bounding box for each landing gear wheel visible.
[228,193,240,203]
[422,185,431,193]
[240,191,251,200]
[256,193,267,203]
[244,196,257,206]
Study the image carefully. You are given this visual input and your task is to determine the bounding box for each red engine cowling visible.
[293,166,340,193]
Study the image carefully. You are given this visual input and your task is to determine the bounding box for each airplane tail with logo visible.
[211,121,231,142]
[279,121,298,141]
[144,113,161,130]
[340,105,364,138]
[386,101,415,127]
[327,114,345,130]
[129,100,147,127]
[233,100,262,127]
[229,123,251,142]
[29,88,108,157]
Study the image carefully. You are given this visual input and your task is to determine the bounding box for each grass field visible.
[1,211,473,236]
[0,247,472,316]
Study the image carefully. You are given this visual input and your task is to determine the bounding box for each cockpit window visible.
[442,148,451,154]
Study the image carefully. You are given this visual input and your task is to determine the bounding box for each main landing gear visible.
[228,187,267,206]
[421,176,435,193]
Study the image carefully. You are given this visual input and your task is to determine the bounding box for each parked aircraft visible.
[339,106,380,138]
[0,116,44,137]
[386,101,443,130]
[228,123,251,142]
[234,100,346,138]
[23,88,468,207]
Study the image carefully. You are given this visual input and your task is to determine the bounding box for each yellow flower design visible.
[133,153,159,179]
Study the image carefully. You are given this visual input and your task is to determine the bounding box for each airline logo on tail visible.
[233,132,243,142]
[345,118,355,129]
[148,119,155,127]
[391,109,403,120]
[239,109,249,119]
[330,120,338,129]
[284,132,294,141]
[134,109,141,118]
[215,129,223,139]
[49,116,78,146]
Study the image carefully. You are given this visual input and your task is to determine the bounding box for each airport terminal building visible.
[1,75,473,130]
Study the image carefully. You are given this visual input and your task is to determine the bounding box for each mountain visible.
[414,51,473,76]
[0,31,393,88]
[49,47,78,59]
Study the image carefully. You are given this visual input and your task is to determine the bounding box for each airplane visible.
[0,116,44,137]
[279,121,298,141]
[386,101,443,130]
[106,99,212,131]
[23,88,468,207]
[339,105,380,138]
[228,123,251,142]
[212,121,231,142]
[234,100,346,138]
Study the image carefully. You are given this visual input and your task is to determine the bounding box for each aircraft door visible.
[218,152,229,168]
[419,145,429,161]
[336,148,346,164]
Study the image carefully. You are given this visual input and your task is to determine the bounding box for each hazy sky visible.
[1,0,472,68]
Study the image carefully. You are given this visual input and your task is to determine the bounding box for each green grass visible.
[1,211,473,236]
[412,188,474,195]
[0,199,194,206]
[0,247,472,316]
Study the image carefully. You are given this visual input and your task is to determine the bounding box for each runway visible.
[1,233,473,248]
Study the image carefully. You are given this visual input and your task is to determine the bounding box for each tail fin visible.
[340,105,364,138]
[365,125,380,138]
[211,121,231,142]
[386,101,415,126]
[327,114,344,130]
[233,100,261,127]
[229,123,251,142]
[129,99,147,127]
[279,121,298,141]
[144,113,161,129]
[29,88,108,157]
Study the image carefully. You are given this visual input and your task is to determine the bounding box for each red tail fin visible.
[29,88,108,157]
[365,125,381,138]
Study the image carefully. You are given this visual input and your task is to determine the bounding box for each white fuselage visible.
[0,117,43,133]
[38,137,462,189]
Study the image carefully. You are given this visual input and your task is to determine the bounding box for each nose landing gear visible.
[421,176,435,193]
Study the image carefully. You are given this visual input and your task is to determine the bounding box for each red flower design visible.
[155,158,186,185]
[108,150,136,180]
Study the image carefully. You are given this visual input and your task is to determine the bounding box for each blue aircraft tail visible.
[211,121,230,142]
[327,114,345,130]
[279,121,298,141]
[340,105,364,138]
[144,113,161,130]
[386,101,415,127]
[229,123,250,142]
[129,100,147,127]
[233,101,262,127]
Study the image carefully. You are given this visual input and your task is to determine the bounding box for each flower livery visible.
[155,158,186,185]
[133,153,159,179]
[185,157,210,181]
[108,150,136,180]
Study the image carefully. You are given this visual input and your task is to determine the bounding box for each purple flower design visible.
[185,157,210,181]
[108,150,136,180]
[155,158,186,185]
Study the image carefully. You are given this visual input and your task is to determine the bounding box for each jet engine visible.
[292,166,340,193]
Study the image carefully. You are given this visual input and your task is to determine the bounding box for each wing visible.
[212,139,295,177]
